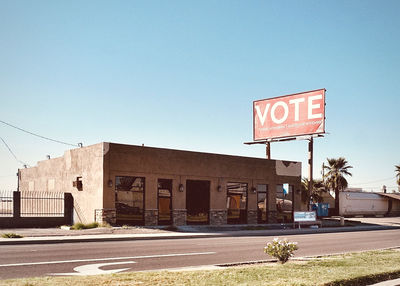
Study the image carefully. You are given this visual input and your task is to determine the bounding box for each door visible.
[186,180,210,225]
[158,179,172,225]
[257,184,268,224]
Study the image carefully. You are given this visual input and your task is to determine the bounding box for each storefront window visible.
[227,182,247,224]
[276,184,294,223]
[115,176,144,225]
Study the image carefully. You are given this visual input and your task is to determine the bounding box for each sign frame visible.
[253,89,326,141]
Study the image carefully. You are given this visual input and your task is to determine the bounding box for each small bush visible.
[264,237,298,263]
[1,233,23,238]
[71,222,99,230]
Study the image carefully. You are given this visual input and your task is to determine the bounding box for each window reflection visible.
[276,184,294,223]
[115,176,144,225]
[227,182,247,224]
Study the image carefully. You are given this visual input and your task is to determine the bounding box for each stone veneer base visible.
[172,209,187,226]
[144,209,158,226]
[209,209,227,225]
[95,208,116,225]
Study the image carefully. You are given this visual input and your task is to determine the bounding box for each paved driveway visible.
[344,216,400,226]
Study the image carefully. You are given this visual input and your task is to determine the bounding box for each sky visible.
[1,0,399,192]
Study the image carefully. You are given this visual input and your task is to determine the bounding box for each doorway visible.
[186,180,210,225]
[257,184,268,224]
[158,179,172,225]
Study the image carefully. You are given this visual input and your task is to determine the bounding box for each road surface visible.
[0,229,399,279]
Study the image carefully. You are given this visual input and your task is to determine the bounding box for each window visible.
[276,184,294,223]
[227,182,247,224]
[115,176,145,225]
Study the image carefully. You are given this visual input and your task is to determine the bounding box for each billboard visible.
[253,89,325,141]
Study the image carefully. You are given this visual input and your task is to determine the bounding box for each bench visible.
[293,211,322,229]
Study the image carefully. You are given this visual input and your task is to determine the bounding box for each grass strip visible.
[1,249,400,286]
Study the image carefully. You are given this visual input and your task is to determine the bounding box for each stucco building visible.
[18,142,305,226]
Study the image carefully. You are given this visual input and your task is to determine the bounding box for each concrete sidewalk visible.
[1,221,399,245]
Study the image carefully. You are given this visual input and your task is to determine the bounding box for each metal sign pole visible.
[308,137,313,210]
[266,142,271,159]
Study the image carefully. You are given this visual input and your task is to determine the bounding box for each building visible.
[18,142,305,226]
[339,191,400,217]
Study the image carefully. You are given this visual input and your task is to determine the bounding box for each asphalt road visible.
[0,229,399,280]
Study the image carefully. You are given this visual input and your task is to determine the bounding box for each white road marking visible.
[50,261,137,276]
[0,252,216,267]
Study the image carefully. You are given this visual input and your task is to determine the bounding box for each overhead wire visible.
[0,119,81,147]
[0,137,30,167]
[349,176,396,186]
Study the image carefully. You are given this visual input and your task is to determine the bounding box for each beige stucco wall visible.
[19,143,105,223]
[104,143,303,214]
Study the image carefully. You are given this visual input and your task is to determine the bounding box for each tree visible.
[323,157,353,215]
[301,178,327,204]
[396,164,400,188]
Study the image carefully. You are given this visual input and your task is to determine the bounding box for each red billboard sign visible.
[253,89,325,141]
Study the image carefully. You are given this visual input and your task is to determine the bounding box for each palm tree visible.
[395,164,400,189]
[301,178,327,204]
[323,157,353,215]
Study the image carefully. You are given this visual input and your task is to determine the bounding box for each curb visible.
[1,225,399,245]
[0,233,221,245]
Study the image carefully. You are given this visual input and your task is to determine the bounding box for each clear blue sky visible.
[1,0,399,191]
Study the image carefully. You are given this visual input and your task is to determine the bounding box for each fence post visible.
[64,193,74,225]
[13,191,21,218]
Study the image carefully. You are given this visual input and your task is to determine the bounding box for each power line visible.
[0,137,30,167]
[0,119,81,147]
[349,176,396,186]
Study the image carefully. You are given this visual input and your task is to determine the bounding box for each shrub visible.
[264,237,298,263]
[1,233,23,238]
[71,222,99,230]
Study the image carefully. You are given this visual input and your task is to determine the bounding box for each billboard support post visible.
[266,142,271,159]
[308,137,313,210]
